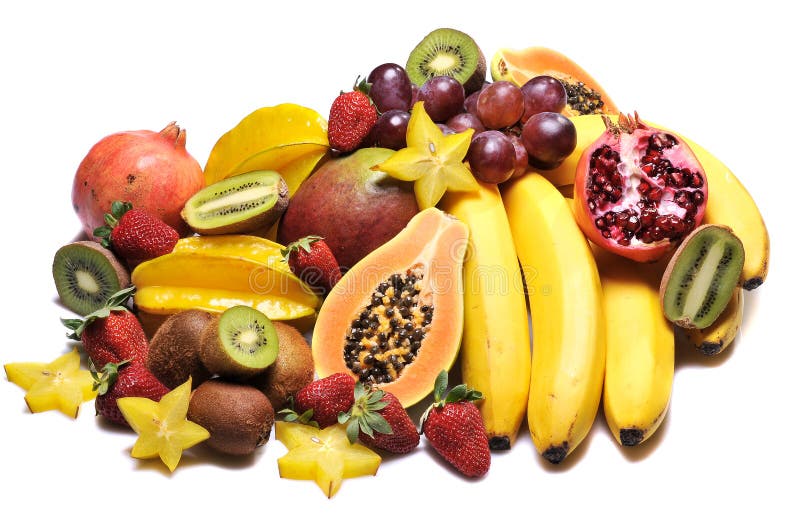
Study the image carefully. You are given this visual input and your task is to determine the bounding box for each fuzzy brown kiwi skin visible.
[147,309,215,389]
[187,379,275,456]
[245,322,314,411]
[659,224,742,329]
[199,311,277,380]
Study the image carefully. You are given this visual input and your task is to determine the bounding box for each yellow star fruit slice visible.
[117,379,210,473]
[4,348,96,418]
[374,101,477,210]
[275,421,381,498]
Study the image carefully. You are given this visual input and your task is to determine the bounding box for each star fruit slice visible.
[275,421,381,498]
[117,378,209,473]
[374,101,477,210]
[4,348,97,418]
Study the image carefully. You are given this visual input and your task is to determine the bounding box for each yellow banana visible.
[684,288,744,356]
[502,173,605,464]
[594,247,674,447]
[541,114,769,289]
[440,183,531,450]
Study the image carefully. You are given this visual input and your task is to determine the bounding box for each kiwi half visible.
[181,170,289,235]
[406,27,487,95]
[147,309,215,389]
[200,305,279,379]
[52,241,130,315]
[660,224,745,329]
[246,322,314,411]
[187,379,275,456]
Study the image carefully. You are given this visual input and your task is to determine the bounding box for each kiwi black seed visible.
[246,322,314,411]
[181,170,289,235]
[660,224,745,329]
[147,309,215,389]
[52,240,130,316]
[187,379,275,456]
[199,305,279,379]
[406,27,487,95]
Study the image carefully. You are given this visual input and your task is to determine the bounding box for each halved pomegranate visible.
[574,113,708,262]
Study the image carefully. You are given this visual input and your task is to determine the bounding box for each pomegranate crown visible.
[602,111,644,136]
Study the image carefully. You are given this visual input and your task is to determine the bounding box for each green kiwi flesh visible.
[187,379,275,455]
[52,241,130,315]
[200,305,279,379]
[147,309,215,389]
[660,224,745,329]
[181,170,289,235]
[246,322,314,411]
[406,27,487,95]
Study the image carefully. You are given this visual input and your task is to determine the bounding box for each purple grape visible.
[437,123,456,135]
[521,112,577,170]
[446,113,485,134]
[464,90,481,116]
[467,130,516,184]
[476,81,524,130]
[368,63,412,113]
[507,134,529,178]
[520,75,567,123]
[418,76,465,122]
[370,110,410,150]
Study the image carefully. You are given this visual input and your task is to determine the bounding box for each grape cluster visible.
[360,63,577,184]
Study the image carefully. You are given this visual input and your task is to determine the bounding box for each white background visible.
[1,1,796,529]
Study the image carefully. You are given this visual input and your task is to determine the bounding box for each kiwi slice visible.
[181,170,289,235]
[406,27,487,95]
[187,379,275,455]
[52,241,130,315]
[147,309,215,389]
[200,305,279,379]
[246,322,314,411]
[660,224,745,329]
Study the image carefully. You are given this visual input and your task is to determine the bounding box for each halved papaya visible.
[490,46,619,117]
[311,208,468,407]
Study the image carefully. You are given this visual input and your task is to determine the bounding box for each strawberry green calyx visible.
[62,286,136,340]
[89,359,131,395]
[420,370,484,429]
[338,381,393,444]
[280,235,324,262]
[354,76,372,97]
[278,397,320,428]
[93,200,133,247]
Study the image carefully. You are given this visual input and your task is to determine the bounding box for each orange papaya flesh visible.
[311,208,468,407]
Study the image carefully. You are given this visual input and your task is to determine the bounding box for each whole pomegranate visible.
[574,113,708,262]
[72,122,205,238]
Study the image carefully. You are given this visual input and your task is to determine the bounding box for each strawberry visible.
[327,80,378,153]
[420,371,490,478]
[62,287,148,369]
[94,200,178,269]
[340,384,419,454]
[92,360,169,427]
[292,373,356,428]
[281,236,342,294]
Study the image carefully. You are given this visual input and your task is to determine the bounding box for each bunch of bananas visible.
[444,115,769,462]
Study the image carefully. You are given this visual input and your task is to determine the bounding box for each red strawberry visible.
[94,200,178,269]
[327,81,378,152]
[341,384,419,454]
[92,360,169,427]
[62,287,148,368]
[420,371,490,478]
[293,373,356,428]
[281,236,342,294]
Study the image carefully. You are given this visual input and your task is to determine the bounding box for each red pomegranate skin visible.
[72,123,205,239]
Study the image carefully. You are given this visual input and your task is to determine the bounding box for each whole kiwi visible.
[247,322,314,411]
[147,309,215,389]
[187,379,275,456]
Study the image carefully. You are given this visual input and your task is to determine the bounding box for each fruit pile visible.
[4,27,769,497]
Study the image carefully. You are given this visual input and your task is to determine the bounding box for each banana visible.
[594,247,674,447]
[502,173,605,464]
[684,288,744,356]
[540,114,769,289]
[440,183,531,450]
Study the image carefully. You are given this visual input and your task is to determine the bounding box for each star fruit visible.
[117,378,209,473]
[275,420,381,498]
[374,101,477,209]
[4,347,97,418]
